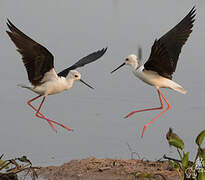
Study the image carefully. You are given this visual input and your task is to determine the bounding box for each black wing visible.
[6,19,54,86]
[58,47,107,77]
[144,6,196,79]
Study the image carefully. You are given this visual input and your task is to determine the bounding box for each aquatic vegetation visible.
[0,154,39,180]
[166,128,205,180]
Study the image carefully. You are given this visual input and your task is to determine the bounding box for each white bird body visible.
[6,19,107,132]
[19,69,80,96]
[111,7,195,136]
[32,76,73,95]
[133,64,187,94]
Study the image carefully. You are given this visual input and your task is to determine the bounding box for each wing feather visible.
[58,47,107,77]
[6,19,55,85]
[144,7,195,79]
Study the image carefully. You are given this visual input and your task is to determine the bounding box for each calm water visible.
[0,0,204,166]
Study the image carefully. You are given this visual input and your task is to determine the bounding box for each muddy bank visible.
[37,157,179,180]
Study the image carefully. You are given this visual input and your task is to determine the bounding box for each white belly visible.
[133,67,186,94]
[134,70,172,88]
[33,77,73,95]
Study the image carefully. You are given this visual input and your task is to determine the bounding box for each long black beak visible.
[80,79,94,89]
[110,62,125,74]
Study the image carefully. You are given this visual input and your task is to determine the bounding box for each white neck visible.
[65,76,75,89]
[132,65,144,78]
[136,65,144,72]
[129,61,140,70]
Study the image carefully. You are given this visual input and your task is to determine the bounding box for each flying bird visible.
[111,7,196,137]
[6,19,107,132]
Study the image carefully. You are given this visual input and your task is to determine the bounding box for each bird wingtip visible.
[102,46,108,53]
[6,18,13,26]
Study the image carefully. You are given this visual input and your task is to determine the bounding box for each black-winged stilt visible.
[6,19,107,132]
[111,7,196,137]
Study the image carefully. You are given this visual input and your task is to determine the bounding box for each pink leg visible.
[124,89,164,118]
[27,96,73,132]
[141,89,171,137]
[35,97,73,131]
[27,95,56,131]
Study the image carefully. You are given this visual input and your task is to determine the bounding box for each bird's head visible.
[70,70,81,80]
[69,70,94,89]
[111,54,140,74]
[125,54,140,67]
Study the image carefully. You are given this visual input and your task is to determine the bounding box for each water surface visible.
[0,0,204,166]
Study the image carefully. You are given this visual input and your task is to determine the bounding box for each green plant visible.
[166,128,205,180]
[0,154,39,180]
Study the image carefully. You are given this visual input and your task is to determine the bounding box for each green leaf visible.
[182,152,189,171]
[168,137,184,151]
[18,156,28,162]
[168,161,180,170]
[17,156,32,165]
[196,130,205,148]
[198,171,205,180]
[199,148,205,162]
[0,159,5,167]
[166,128,184,151]
[0,159,9,169]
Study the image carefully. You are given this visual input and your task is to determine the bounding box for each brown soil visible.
[37,157,179,180]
